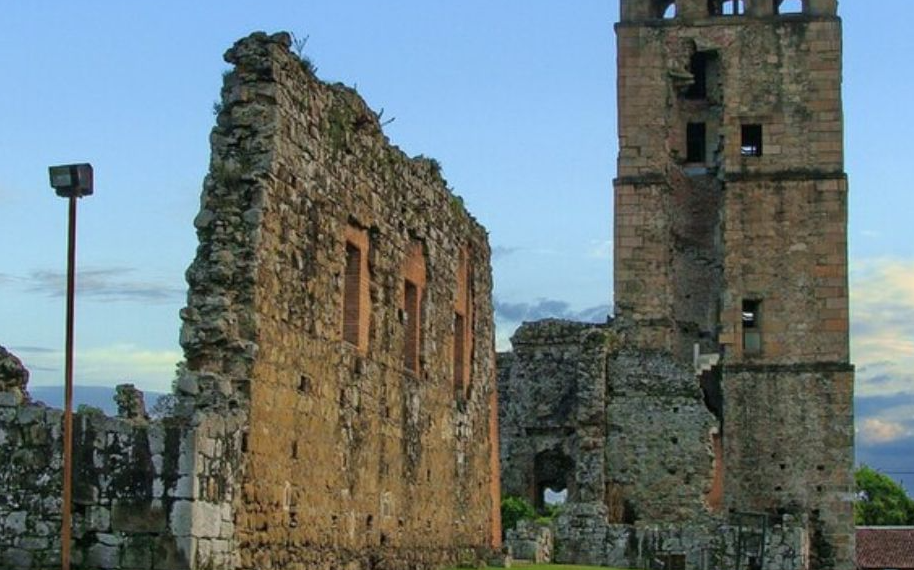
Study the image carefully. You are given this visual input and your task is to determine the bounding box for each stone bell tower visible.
[613,0,855,568]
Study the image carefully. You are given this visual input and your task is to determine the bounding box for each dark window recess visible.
[343,242,362,346]
[685,53,710,100]
[741,124,763,157]
[687,123,707,163]
[403,280,420,373]
[453,312,466,395]
[662,554,687,570]
[742,299,761,354]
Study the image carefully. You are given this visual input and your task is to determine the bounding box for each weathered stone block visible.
[2,548,33,569]
[112,502,167,534]
[120,535,155,570]
[86,543,120,569]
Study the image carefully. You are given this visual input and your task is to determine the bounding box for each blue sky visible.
[0,2,912,489]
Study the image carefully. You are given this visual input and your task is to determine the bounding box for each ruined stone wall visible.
[0,347,236,570]
[1,30,500,570]
[498,322,711,560]
[605,349,718,524]
[192,32,500,570]
[498,321,609,510]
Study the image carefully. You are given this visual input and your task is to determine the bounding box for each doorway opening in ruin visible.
[534,449,574,513]
[543,487,568,507]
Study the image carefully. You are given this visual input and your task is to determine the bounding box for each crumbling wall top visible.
[619,0,837,23]
[0,345,29,404]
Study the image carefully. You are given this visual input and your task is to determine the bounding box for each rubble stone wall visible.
[498,321,609,509]
[0,347,236,570]
[605,350,718,524]
[194,32,500,570]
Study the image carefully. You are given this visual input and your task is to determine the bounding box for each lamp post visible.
[48,163,93,570]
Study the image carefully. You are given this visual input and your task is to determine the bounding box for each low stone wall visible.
[505,520,553,563]
[0,347,240,569]
[554,509,808,570]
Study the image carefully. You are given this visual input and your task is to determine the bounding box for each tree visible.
[855,465,914,525]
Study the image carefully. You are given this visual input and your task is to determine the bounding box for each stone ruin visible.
[1,1,856,568]
[0,32,501,570]
[499,1,854,569]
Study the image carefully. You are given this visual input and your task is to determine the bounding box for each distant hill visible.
[27,385,167,416]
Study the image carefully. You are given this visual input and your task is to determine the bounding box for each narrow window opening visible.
[776,0,804,14]
[662,2,677,19]
[685,53,710,100]
[453,312,466,396]
[687,123,707,163]
[453,248,473,398]
[403,280,420,374]
[742,299,761,355]
[343,242,362,346]
[741,124,763,157]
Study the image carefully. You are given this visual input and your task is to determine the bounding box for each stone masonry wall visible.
[499,321,609,511]
[1,30,500,570]
[614,15,847,360]
[605,349,718,525]
[498,324,809,570]
[499,322,716,529]
[0,346,237,570]
[188,32,501,570]
[608,4,854,569]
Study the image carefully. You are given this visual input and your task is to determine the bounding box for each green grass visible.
[445,565,628,570]
[515,566,627,570]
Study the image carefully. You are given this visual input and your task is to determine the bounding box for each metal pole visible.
[61,195,77,570]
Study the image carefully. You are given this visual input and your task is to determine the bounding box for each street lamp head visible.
[48,163,93,198]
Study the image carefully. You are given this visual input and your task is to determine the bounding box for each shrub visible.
[501,495,536,537]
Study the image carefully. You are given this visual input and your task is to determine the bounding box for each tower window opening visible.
[658,1,677,19]
[741,124,763,157]
[685,53,710,100]
[713,0,744,15]
[725,0,745,15]
[742,299,761,355]
[776,0,804,14]
[687,123,707,163]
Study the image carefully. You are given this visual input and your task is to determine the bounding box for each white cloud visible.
[858,418,911,445]
[588,239,613,260]
[850,257,914,397]
[22,343,181,394]
[26,267,184,302]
